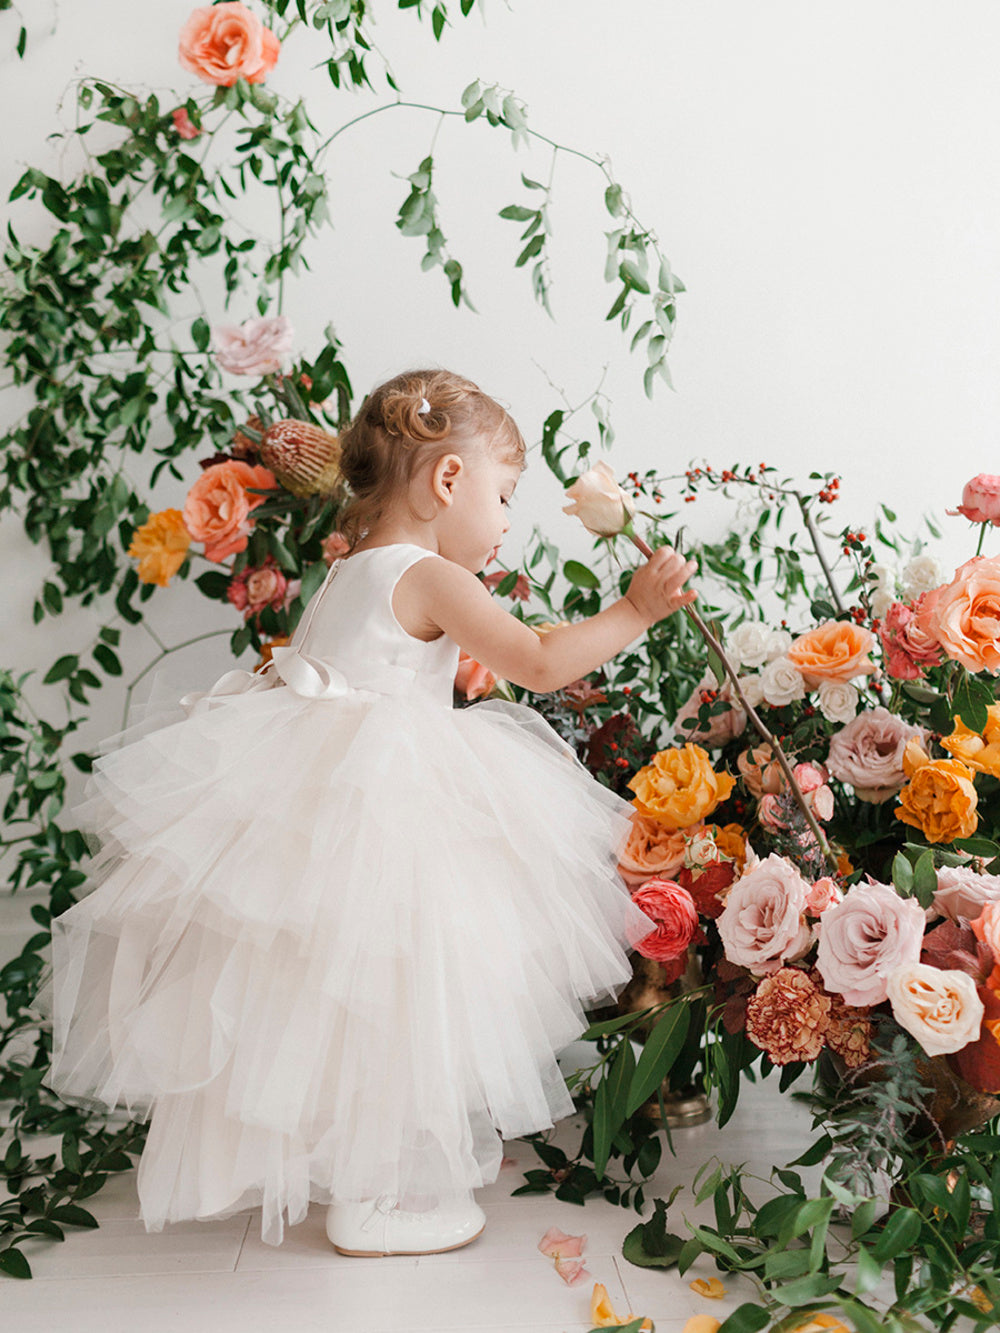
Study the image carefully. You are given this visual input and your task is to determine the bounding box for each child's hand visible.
[624,547,697,627]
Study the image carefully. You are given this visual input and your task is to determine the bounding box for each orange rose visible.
[183,460,276,563]
[178,2,280,87]
[710,822,747,869]
[127,508,191,586]
[629,744,736,831]
[941,704,1000,777]
[928,555,1000,673]
[895,743,978,844]
[617,812,690,888]
[787,619,876,685]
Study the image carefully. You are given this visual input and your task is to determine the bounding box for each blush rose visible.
[815,881,926,1007]
[825,706,926,804]
[562,461,635,538]
[717,854,813,976]
[213,315,294,377]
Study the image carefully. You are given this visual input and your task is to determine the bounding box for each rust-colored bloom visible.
[127,508,191,586]
[941,705,1000,777]
[895,742,978,844]
[745,967,831,1064]
[823,991,872,1068]
[629,744,736,831]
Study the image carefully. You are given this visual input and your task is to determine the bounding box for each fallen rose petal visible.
[689,1278,726,1299]
[789,1315,851,1333]
[554,1255,590,1285]
[681,1317,721,1333]
[590,1281,654,1329]
[538,1226,586,1258]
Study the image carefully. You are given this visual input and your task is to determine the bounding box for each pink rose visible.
[321,531,351,566]
[455,652,497,701]
[171,107,201,139]
[952,473,1000,526]
[717,854,813,976]
[825,706,926,804]
[213,315,294,377]
[178,2,280,87]
[226,558,290,620]
[805,876,843,915]
[792,761,834,821]
[933,866,1000,922]
[815,881,926,1007]
[878,597,944,680]
[674,671,748,748]
[630,878,700,963]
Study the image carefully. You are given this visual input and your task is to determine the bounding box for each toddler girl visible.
[48,368,696,1257]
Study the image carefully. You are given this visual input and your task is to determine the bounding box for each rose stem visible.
[795,491,845,615]
[629,530,838,872]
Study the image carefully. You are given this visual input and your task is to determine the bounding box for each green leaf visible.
[871,1206,922,1261]
[891,851,914,895]
[93,644,122,677]
[0,1248,31,1279]
[717,1305,771,1333]
[42,655,79,684]
[604,183,624,217]
[953,671,993,732]
[850,1198,878,1240]
[564,560,600,590]
[499,205,537,222]
[911,849,938,908]
[580,1008,653,1039]
[768,1272,843,1305]
[592,1037,636,1179]
[626,1002,690,1115]
[48,1203,99,1229]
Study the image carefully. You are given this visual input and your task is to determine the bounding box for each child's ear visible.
[431,453,464,505]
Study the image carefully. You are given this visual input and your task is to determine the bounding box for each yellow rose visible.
[127,508,191,586]
[941,704,1000,777]
[895,747,978,844]
[629,744,736,832]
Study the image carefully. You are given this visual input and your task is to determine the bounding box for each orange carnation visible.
[787,619,876,685]
[895,742,978,844]
[629,744,736,832]
[178,3,280,87]
[941,705,1000,777]
[127,508,191,586]
[183,460,276,563]
[927,555,1000,673]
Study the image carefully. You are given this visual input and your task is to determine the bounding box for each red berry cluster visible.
[841,530,867,555]
[817,476,840,504]
[849,606,868,625]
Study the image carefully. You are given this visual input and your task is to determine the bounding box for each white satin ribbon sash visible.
[179,647,417,714]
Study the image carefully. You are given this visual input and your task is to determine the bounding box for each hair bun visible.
[381,385,449,443]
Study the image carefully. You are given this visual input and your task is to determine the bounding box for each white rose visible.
[562,461,635,538]
[901,554,945,601]
[760,656,806,707]
[817,679,859,725]
[737,673,765,709]
[727,622,769,670]
[213,315,294,376]
[764,629,793,662]
[867,563,896,619]
[886,963,984,1057]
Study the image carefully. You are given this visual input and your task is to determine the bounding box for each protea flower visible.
[258,419,342,497]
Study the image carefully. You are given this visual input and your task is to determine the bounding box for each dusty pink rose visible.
[183,460,276,562]
[455,652,497,700]
[213,315,294,377]
[171,107,201,139]
[825,706,926,803]
[928,556,1000,673]
[717,854,813,976]
[674,671,747,748]
[952,473,1000,526]
[805,877,843,916]
[178,2,280,87]
[227,557,291,620]
[321,531,351,566]
[933,866,1000,922]
[878,598,944,680]
[815,881,926,1007]
[792,762,835,821]
[482,569,531,601]
[630,878,700,963]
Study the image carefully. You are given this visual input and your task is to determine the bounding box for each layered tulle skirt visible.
[47,686,649,1243]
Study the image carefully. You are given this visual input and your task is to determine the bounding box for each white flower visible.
[901,554,945,601]
[763,629,792,662]
[760,656,806,707]
[562,462,635,538]
[727,622,769,670]
[867,563,896,619]
[737,673,765,709]
[886,963,984,1056]
[213,316,294,376]
[817,679,859,724]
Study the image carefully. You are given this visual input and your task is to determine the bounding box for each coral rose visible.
[183,460,276,562]
[628,744,736,831]
[214,315,294,376]
[879,597,945,680]
[127,508,191,586]
[941,705,1000,777]
[617,813,690,889]
[825,705,926,804]
[887,962,985,1056]
[928,555,1000,673]
[895,744,978,845]
[815,881,925,1007]
[630,878,700,963]
[952,473,1000,525]
[178,2,280,86]
[805,877,842,916]
[745,968,831,1064]
[787,620,876,686]
[562,461,635,538]
[934,866,1000,923]
[971,901,1000,989]
[717,854,813,976]
[455,652,497,700]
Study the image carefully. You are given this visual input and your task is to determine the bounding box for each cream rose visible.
[738,673,765,709]
[727,622,770,670]
[764,629,793,661]
[825,706,925,803]
[815,882,926,1007]
[562,461,635,538]
[760,656,806,707]
[886,963,985,1056]
[868,563,897,620]
[901,554,945,601]
[817,679,858,725]
[717,853,813,976]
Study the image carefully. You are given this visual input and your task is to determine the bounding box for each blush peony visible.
[717,854,812,976]
[183,460,276,563]
[629,878,700,963]
[825,706,926,804]
[952,473,1000,526]
[213,315,294,376]
[179,2,280,87]
[628,744,735,831]
[815,881,925,1007]
[887,963,985,1056]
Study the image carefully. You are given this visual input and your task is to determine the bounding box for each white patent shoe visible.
[326,1193,486,1257]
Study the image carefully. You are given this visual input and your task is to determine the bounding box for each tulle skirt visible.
[46,686,650,1243]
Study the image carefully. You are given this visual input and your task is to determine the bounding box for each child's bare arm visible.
[398,549,697,694]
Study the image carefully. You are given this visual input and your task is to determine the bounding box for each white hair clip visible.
[418,397,431,415]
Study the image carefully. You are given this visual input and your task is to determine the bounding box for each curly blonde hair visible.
[337,368,525,548]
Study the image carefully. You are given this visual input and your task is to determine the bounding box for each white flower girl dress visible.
[48,544,650,1243]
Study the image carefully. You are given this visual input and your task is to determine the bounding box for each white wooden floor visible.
[1,893,815,1333]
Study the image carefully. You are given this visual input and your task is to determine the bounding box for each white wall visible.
[3,0,1000,757]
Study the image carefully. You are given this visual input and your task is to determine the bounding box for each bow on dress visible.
[179,644,350,715]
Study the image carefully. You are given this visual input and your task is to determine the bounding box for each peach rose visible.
[971,902,1000,989]
[941,705,1000,777]
[617,813,690,888]
[787,620,876,686]
[178,2,280,87]
[455,652,497,700]
[952,473,1000,525]
[895,743,978,845]
[887,962,985,1056]
[928,555,1000,673]
[562,461,635,538]
[815,881,925,1007]
[628,744,736,831]
[127,508,191,586]
[737,743,784,798]
[717,853,813,976]
[183,460,276,562]
[630,878,700,963]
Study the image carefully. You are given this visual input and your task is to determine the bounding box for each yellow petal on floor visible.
[689,1278,726,1299]
[589,1281,655,1330]
[682,1317,721,1333]
[791,1314,851,1333]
